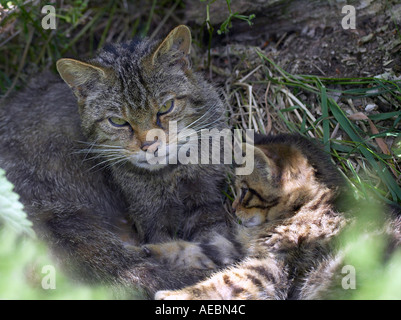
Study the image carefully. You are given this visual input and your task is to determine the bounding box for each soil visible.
[185,0,401,78]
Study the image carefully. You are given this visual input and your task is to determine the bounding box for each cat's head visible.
[57,25,225,171]
[233,135,342,226]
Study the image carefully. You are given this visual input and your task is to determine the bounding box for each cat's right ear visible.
[253,146,271,171]
[149,25,192,70]
[56,58,108,99]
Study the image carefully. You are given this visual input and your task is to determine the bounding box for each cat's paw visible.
[144,241,216,270]
[155,290,193,300]
[200,233,241,267]
[123,243,153,259]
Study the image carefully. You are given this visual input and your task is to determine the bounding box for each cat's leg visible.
[139,241,217,270]
[297,253,344,300]
[155,256,288,300]
[138,231,241,271]
[127,217,219,270]
[37,208,211,298]
[132,205,241,271]
[139,228,242,270]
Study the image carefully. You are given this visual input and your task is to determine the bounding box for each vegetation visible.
[0,169,114,299]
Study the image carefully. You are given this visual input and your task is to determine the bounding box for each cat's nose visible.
[141,139,159,152]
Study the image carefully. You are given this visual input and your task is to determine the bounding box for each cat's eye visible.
[158,99,174,115]
[109,117,129,127]
[239,187,249,204]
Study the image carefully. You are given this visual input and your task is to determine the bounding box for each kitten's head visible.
[233,134,343,226]
[57,25,225,171]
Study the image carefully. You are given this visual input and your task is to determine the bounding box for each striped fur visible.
[0,26,241,297]
[55,26,243,272]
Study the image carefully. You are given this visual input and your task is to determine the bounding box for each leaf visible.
[329,99,401,202]
[0,168,35,238]
[348,112,398,178]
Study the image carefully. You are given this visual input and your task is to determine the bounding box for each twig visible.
[150,0,180,40]
[1,28,33,101]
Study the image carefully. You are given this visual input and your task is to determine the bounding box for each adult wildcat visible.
[0,25,239,297]
[56,25,240,269]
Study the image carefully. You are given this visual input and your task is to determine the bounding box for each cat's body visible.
[157,133,396,300]
[0,26,239,297]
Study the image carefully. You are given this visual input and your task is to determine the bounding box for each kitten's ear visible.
[236,143,270,173]
[56,58,108,98]
[150,25,191,69]
[253,146,271,170]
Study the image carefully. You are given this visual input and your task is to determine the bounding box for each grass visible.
[0,0,184,96]
[221,48,401,208]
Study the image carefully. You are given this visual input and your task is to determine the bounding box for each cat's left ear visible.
[56,58,109,99]
[150,25,191,69]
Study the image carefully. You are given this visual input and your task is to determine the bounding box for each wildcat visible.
[0,25,239,297]
[155,133,401,300]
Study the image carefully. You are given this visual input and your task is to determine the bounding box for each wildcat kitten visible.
[0,26,238,297]
[155,133,350,299]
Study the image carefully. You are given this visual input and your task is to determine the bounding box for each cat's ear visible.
[150,25,191,69]
[253,146,271,170]
[56,58,108,98]
[236,143,270,174]
[253,145,281,178]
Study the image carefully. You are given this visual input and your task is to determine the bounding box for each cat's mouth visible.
[129,146,176,171]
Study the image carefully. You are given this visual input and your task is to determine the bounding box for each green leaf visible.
[0,168,35,238]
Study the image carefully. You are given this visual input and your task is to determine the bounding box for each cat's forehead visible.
[96,39,154,67]
[94,39,188,107]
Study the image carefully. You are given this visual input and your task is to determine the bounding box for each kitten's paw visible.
[155,290,192,300]
[144,242,216,270]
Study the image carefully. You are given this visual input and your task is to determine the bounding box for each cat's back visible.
[0,72,80,140]
[0,72,127,224]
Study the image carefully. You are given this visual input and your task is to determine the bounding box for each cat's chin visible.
[133,161,168,171]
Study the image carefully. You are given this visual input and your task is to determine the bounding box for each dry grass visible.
[205,45,401,207]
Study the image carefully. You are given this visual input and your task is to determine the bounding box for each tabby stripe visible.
[244,195,280,210]
[308,191,331,211]
[245,273,264,290]
[246,266,277,285]
[222,275,247,297]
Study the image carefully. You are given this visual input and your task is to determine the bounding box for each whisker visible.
[75,149,124,154]
[87,155,128,172]
[183,108,215,128]
[190,115,225,131]
[76,141,122,148]
[180,107,221,133]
